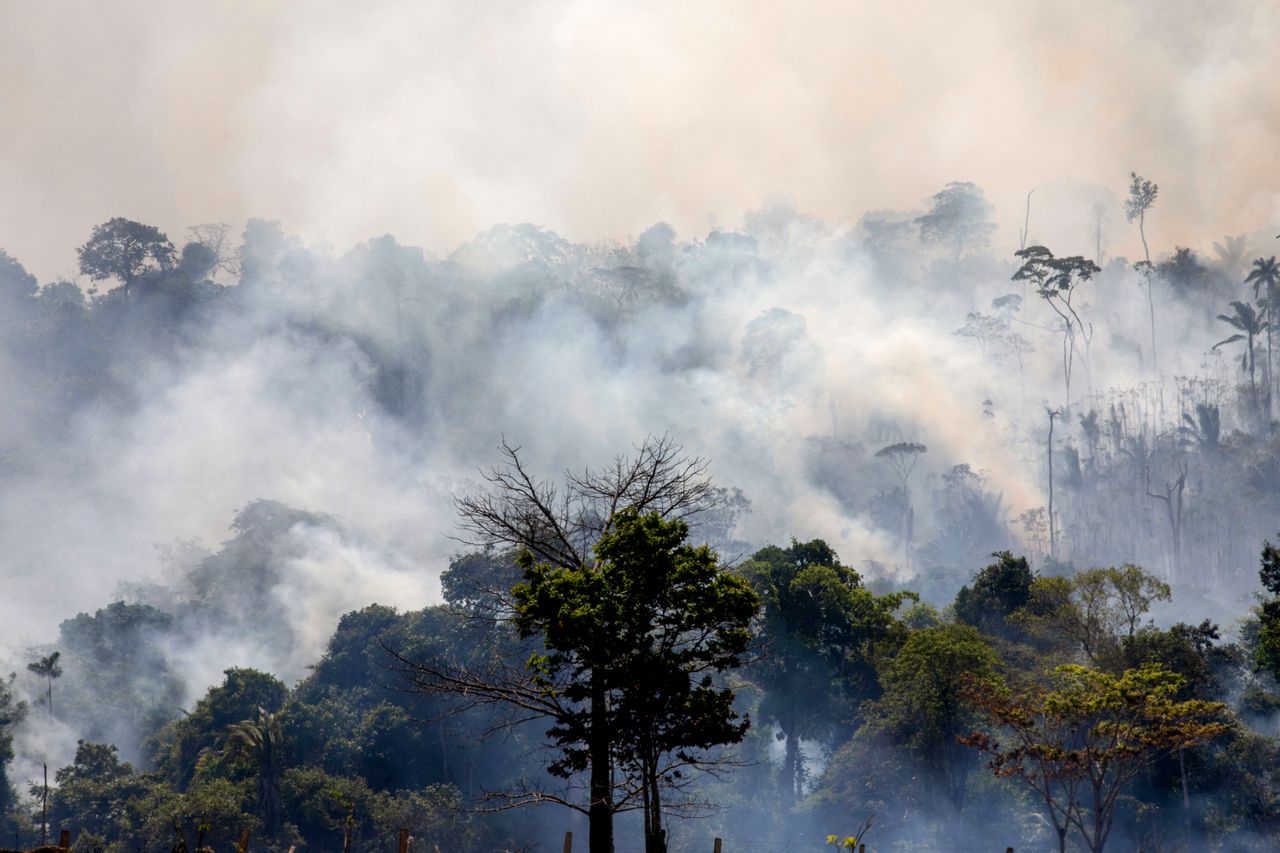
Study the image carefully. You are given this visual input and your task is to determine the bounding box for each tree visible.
[874,442,927,569]
[1252,538,1280,680]
[26,652,62,720]
[399,437,749,853]
[1245,256,1280,411]
[1014,566,1171,667]
[869,624,999,813]
[954,552,1034,641]
[914,182,997,270]
[222,708,284,834]
[1214,300,1267,414]
[76,218,176,291]
[0,674,27,838]
[1012,246,1101,408]
[1124,172,1159,372]
[962,664,1230,853]
[739,541,911,809]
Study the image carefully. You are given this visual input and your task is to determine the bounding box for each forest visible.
[5,176,1280,853]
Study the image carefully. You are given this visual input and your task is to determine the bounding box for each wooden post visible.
[398,828,409,853]
[237,827,251,853]
[562,831,573,853]
[712,839,722,853]
[59,829,71,848]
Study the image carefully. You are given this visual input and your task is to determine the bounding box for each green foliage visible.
[954,551,1033,640]
[963,663,1229,853]
[513,509,758,779]
[151,668,288,788]
[869,624,999,811]
[739,539,912,805]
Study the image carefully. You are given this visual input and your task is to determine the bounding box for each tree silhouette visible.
[26,652,61,720]
[1213,300,1267,414]
[1125,172,1159,372]
[76,218,176,291]
[1245,256,1280,412]
[1012,245,1101,409]
[914,182,997,271]
[875,442,927,569]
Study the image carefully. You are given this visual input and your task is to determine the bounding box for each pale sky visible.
[3,0,1279,280]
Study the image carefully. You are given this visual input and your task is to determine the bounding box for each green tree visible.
[76,218,176,291]
[954,551,1034,641]
[152,668,288,788]
[1014,565,1170,667]
[739,540,910,808]
[868,624,999,812]
[962,664,1229,853]
[222,708,284,835]
[401,437,752,853]
[0,674,27,839]
[1253,538,1280,680]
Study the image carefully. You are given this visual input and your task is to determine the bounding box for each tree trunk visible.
[588,678,614,853]
[1141,212,1157,375]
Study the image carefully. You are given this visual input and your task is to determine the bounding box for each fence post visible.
[712,839,722,853]
[563,831,573,853]
[58,829,71,849]
[398,828,408,853]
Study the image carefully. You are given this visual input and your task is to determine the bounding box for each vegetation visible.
[7,180,1280,852]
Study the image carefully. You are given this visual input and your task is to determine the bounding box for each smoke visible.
[4,1,1280,280]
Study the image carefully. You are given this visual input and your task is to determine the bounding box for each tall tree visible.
[1245,256,1280,413]
[399,437,746,853]
[1213,300,1266,415]
[1012,246,1101,409]
[76,218,176,291]
[875,442,927,569]
[1124,172,1159,373]
[26,652,62,720]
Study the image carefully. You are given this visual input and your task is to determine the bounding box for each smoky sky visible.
[3,0,1280,281]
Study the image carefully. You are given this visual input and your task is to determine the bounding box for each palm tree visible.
[1177,403,1221,453]
[1214,300,1267,414]
[222,708,284,834]
[1246,256,1280,411]
[26,652,62,720]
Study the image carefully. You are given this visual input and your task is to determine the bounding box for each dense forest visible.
[6,176,1280,853]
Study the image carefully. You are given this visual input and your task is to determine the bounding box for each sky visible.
[3,0,1280,280]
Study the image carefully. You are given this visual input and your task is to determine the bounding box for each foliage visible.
[954,551,1033,640]
[962,663,1230,853]
[76,218,177,288]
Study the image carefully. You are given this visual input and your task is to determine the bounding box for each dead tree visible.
[1145,460,1188,583]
